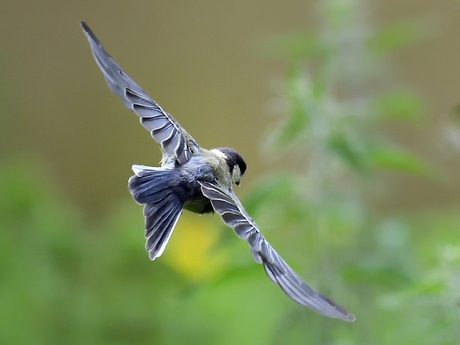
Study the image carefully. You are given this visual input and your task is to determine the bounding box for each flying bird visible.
[81,22,355,322]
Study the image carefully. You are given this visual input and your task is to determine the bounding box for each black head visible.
[215,147,247,184]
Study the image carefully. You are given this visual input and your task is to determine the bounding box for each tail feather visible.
[129,167,173,204]
[144,197,179,237]
[144,201,182,259]
[128,166,184,260]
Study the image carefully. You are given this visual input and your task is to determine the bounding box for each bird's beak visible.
[235,181,240,186]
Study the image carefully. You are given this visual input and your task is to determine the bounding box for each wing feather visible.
[199,181,355,322]
[80,22,197,165]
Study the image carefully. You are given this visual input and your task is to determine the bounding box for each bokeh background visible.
[1,1,460,344]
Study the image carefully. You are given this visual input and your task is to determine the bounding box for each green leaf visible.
[327,133,370,172]
[368,17,437,56]
[373,90,426,121]
[369,147,434,177]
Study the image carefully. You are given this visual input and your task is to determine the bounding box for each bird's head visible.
[213,147,247,186]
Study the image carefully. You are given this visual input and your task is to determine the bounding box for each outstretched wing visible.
[199,181,355,322]
[81,22,198,165]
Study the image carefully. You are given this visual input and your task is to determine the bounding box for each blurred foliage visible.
[1,0,460,344]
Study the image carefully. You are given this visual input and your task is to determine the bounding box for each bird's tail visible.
[128,165,184,260]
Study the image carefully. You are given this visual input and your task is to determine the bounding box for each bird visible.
[80,21,355,322]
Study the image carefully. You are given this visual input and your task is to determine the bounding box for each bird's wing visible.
[81,22,198,165]
[199,181,355,322]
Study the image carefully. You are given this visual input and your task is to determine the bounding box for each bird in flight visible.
[81,22,355,322]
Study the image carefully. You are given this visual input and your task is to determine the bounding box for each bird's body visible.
[81,22,355,322]
[131,149,233,215]
[129,146,245,259]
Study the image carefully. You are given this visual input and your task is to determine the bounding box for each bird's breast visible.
[183,194,213,214]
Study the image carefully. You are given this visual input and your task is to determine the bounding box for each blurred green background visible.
[1,1,460,344]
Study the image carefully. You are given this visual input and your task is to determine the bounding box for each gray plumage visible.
[81,21,355,322]
[80,21,197,164]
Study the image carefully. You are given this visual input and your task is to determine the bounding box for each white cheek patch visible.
[232,165,241,183]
